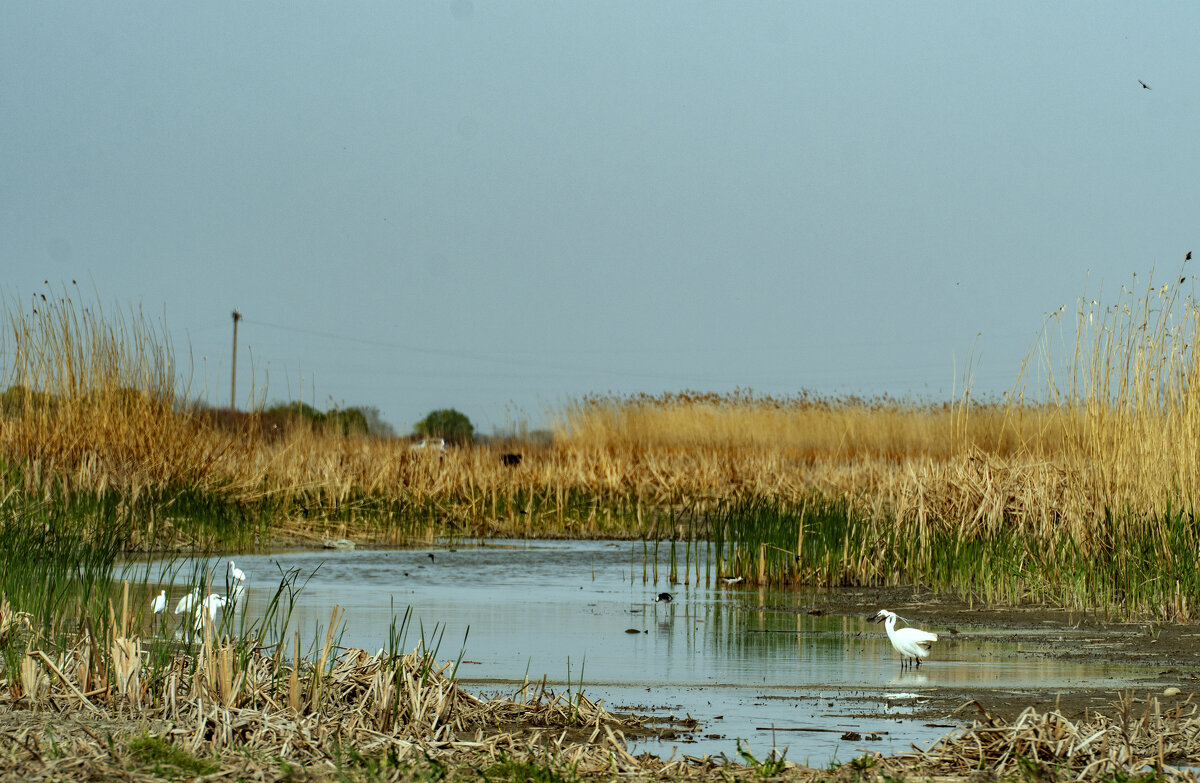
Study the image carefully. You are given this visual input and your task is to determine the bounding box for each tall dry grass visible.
[552,271,1200,537]
[2,277,1199,562]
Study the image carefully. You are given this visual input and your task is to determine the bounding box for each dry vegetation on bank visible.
[7,279,1200,537]
[3,283,1200,779]
[2,280,1200,614]
[3,591,1194,782]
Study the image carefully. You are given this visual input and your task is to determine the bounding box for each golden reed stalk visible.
[2,276,1198,550]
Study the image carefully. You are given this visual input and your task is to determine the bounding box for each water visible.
[141,540,1154,765]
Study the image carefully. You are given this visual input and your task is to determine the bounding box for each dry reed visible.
[920,693,1200,779]
[5,279,1200,616]
[0,596,668,781]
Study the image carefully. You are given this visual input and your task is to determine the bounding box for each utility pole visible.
[231,307,241,409]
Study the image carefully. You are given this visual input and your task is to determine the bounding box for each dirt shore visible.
[2,584,1198,781]
[771,585,1200,724]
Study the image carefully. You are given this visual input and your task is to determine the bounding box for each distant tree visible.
[325,407,369,436]
[356,405,397,438]
[414,408,474,445]
[265,401,325,424]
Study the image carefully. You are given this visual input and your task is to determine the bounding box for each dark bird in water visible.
[656,592,674,603]
[1187,251,1192,261]
[1139,80,1152,90]
[427,553,435,563]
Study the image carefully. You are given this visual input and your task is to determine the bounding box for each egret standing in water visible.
[150,589,167,614]
[174,589,200,615]
[227,560,247,607]
[871,609,938,668]
[230,578,246,608]
[194,594,228,631]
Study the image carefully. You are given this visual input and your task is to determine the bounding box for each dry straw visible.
[0,596,664,780]
[4,280,1200,612]
[922,693,1200,779]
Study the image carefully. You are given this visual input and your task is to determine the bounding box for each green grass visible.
[481,753,578,783]
[665,494,1200,620]
[128,734,219,778]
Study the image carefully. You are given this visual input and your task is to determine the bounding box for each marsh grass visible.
[697,495,1200,618]
[5,277,1200,618]
[482,753,580,783]
[925,693,1200,778]
[128,733,219,777]
[0,572,653,780]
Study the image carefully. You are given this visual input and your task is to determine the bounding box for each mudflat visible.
[776,585,1200,724]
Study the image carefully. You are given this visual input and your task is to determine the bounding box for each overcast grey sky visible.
[3,3,1197,434]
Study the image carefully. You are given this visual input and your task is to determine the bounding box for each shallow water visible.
[142,540,1155,764]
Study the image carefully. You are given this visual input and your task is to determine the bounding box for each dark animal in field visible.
[500,453,523,467]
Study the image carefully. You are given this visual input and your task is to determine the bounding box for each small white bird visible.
[193,594,228,631]
[229,580,246,607]
[871,609,938,668]
[150,589,167,614]
[174,589,200,615]
[228,560,246,582]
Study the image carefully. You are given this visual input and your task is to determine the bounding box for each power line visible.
[236,316,1007,395]
[238,316,746,383]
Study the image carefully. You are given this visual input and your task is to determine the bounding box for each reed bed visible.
[920,693,1200,779]
[0,581,664,781]
[4,279,1200,618]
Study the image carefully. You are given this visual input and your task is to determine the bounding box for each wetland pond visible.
[145,540,1182,766]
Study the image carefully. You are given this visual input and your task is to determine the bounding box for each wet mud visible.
[775,585,1200,724]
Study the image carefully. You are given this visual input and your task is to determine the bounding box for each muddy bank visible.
[766,585,1200,723]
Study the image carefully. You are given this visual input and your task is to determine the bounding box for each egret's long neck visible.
[884,615,898,644]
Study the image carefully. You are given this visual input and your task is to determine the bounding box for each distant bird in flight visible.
[1139,80,1152,90]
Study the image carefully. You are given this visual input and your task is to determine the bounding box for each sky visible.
[3,3,1198,435]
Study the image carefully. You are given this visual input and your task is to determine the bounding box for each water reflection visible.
[140,540,1153,763]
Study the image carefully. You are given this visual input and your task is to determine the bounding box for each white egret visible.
[228,560,246,582]
[150,589,167,614]
[193,594,228,631]
[871,609,938,668]
[230,580,246,607]
[174,589,200,615]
